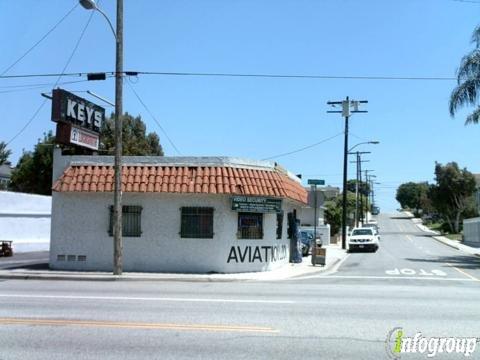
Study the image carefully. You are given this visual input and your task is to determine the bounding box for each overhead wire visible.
[6,6,97,146]
[0,79,92,94]
[1,3,79,76]
[126,78,181,155]
[0,71,458,81]
[262,132,343,160]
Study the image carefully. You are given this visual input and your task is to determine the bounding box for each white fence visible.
[0,191,51,252]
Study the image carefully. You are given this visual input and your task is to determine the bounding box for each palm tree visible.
[450,25,480,124]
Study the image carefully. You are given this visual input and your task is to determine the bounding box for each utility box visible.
[312,247,326,266]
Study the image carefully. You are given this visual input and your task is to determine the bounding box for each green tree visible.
[0,141,11,166]
[100,113,164,156]
[347,179,370,197]
[10,132,55,195]
[428,162,477,233]
[450,25,480,124]
[10,114,164,195]
[395,182,429,212]
[324,191,357,236]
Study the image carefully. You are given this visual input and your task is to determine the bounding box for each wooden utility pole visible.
[327,97,368,250]
[113,0,124,275]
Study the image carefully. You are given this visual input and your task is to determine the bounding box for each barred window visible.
[237,213,263,239]
[109,205,142,237]
[180,207,214,238]
[276,212,284,239]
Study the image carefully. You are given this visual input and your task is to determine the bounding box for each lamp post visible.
[80,0,124,275]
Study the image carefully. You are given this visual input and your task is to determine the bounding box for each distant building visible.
[474,174,480,215]
[0,163,13,190]
[298,186,340,227]
[49,149,308,273]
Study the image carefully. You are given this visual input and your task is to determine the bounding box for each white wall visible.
[0,191,51,252]
[464,217,480,245]
[50,192,299,273]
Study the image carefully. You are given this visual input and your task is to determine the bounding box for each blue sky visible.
[1,0,480,211]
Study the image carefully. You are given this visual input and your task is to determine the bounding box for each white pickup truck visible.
[348,227,379,252]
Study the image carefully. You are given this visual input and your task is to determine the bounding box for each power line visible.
[126,79,181,155]
[262,132,343,160]
[137,71,457,81]
[6,7,96,146]
[0,79,92,94]
[1,3,79,76]
[0,71,457,81]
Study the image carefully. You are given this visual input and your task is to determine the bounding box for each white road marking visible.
[297,274,479,281]
[385,268,447,277]
[446,263,480,281]
[0,294,294,304]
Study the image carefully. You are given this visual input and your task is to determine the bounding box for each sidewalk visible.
[407,212,480,257]
[0,244,347,282]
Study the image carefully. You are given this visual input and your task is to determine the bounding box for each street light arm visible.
[348,141,379,153]
[94,7,117,39]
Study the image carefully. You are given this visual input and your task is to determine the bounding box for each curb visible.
[430,236,460,251]
[0,257,344,283]
[0,272,256,283]
[289,256,343,279]
[411,220,480,258]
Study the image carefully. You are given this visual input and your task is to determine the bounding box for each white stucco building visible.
[50,150,307,273]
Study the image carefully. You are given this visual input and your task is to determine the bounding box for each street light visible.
[348,141,379,153]
[80,0,124,275]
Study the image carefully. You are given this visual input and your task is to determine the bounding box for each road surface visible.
[0,213,478,359]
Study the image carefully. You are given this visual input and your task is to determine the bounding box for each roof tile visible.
[53,164,307,204]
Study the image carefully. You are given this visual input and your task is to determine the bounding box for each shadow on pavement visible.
[389,216,414,220]
[404,255,480,270]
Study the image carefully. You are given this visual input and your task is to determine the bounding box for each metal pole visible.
[312,184,317,265]
[113,0,123,275]
[341,96,349,250]
[354,152,359,227]
[359,159,363,224]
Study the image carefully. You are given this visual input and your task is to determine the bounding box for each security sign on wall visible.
[51,88,105,151]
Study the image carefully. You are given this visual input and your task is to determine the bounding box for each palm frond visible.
[457,50,480,82]
[465,106,480,125]
[449,78,480,116]
[471,25,480,48]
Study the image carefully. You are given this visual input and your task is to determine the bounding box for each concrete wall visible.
[463,217,480,245]
[50,192,299,273]
[299,207,325,227]
[0,191,51,252]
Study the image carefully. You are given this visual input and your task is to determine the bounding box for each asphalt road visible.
[0,213,479,359]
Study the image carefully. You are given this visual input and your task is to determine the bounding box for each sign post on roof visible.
[231,196,282,213]
[51,88,105,151]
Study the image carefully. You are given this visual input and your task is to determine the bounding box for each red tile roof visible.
[53,165,308,204]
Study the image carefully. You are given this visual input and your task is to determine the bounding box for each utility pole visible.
[349,152,370,227]
[113,0,124,275]
[79,0,123,275]
[327,97,368,250]
[364,170,375,221]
